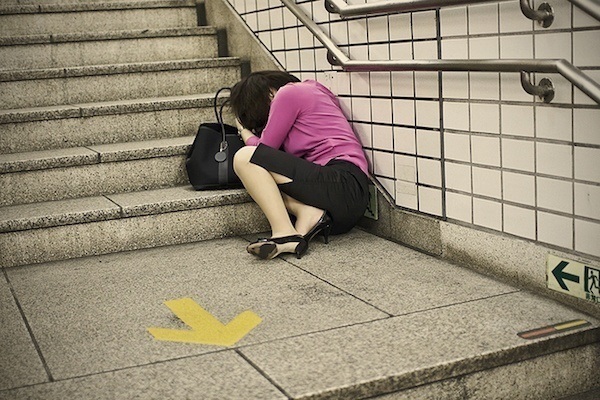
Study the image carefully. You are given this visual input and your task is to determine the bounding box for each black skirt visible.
[249,143,370,235]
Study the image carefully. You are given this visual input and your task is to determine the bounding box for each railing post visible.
[520,72,555,103]
[519,0,555,27]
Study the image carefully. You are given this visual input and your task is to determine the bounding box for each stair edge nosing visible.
[0,188,251,233]
[0,57,239,82]
[0,0,197,15]
[0,93,222,124]
[0,136,196,173]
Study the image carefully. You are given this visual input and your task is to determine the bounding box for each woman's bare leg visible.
[233,146,298,238]
[281,193,325,236]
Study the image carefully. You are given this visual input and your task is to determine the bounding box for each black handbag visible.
[186,87,245,190]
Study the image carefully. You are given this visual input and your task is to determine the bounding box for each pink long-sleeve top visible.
[245,80,369,176]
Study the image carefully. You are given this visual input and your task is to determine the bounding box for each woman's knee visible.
[233,146,256,174]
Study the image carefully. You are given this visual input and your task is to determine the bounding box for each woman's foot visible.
[246,235,308,260]
[304,211,333,244]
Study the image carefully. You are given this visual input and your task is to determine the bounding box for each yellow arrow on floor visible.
[147,298,262,346]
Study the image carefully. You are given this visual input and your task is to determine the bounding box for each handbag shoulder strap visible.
[214,87,231,142]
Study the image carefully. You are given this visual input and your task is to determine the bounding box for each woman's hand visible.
[235,118,256,145]
[235,117,245,133]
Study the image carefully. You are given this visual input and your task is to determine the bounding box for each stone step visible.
[0,229,597,397]
[0,0,198,36]
[0,58,240,110]
[0,186,269,268]
[0,27,218,71]
[2,0,135,4]
[0,93,230,154]
[0,136,197,206]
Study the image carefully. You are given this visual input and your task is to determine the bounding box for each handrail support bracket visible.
[520,0,555,27]
[520,71,555,103]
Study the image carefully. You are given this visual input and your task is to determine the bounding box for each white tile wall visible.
[372,125,394,151]
[574,183,600,220]
[499,0,533,33]
[233,0,600,259]
[444,102,470,131]
[504,204,536,240]
[395,154,417,182]
[396,180,418,209]
[472,166,502,198]
[574,147,600,183]
[371,98,393,124]
[415,72,439,98]
[501,104,534,137]
[393,99,415,125]
[468,3,499,35]
[446,162,472,192]
[537,177,573,214]
[538,211,573,249]
[535,32,571,61]
[472,135,501,166]
[415,100,440,128]
[391,71,415,97]
[394,127,416,154]
[502,138,535,172]
[412,11,437,39]
[500,34,533,59]
[473,197,502,230]
[574,109,600,145]
[446,191,472,223]
[536,142,572,178]
[503,171,535,206]
[470,73,500,101]
[471,103,500,134]
[373,150,394,177]
[417,158,442,187]
[575,219,600,257]
[416,129,441,158]
[574,31,600,66]
[418,186,443,216]
[444,132,471,162]
[440,7,467,37]
[536,106,572,142]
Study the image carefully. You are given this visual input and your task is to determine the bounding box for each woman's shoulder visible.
[279,80,331,99]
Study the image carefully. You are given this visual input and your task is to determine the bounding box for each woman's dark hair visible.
[230,70,300,134]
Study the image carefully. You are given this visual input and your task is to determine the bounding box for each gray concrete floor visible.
[1,229,598,399]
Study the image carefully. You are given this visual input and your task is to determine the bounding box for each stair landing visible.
[1,229,598,399]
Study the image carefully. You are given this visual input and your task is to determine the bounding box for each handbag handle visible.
[214,87,231,157]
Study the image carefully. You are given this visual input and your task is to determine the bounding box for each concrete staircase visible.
[0,1,598,399]
[0,0,268,268]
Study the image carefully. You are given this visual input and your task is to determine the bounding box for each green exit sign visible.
[547,254,600,303]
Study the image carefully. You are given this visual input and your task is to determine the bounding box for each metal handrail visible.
[281,0,600,105]
[570,0,600,21]
[325,0,600,23]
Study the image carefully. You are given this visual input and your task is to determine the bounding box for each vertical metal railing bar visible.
[325,0,600,22]
[280,0,600,104]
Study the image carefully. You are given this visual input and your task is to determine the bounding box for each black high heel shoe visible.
[246,235,308,260]
[304,212,332,244]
